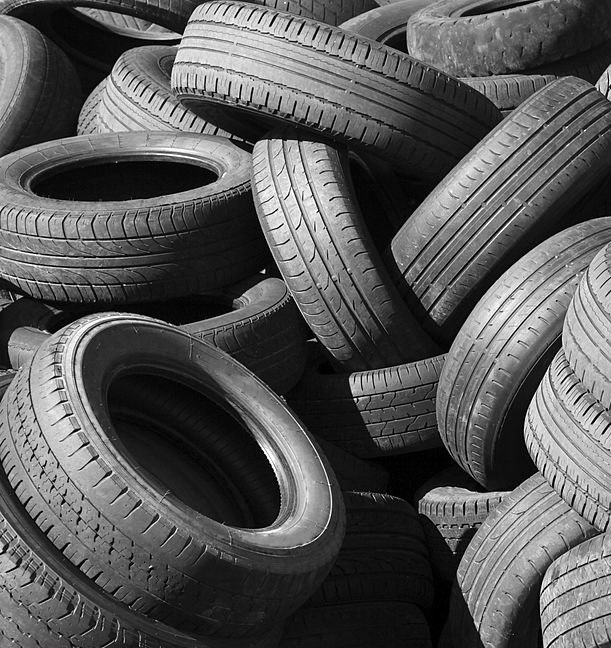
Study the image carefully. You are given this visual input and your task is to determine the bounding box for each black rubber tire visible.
[414,467,507,582]
[0,131,269,304]
[307,492,433,609]
[287,347,445,457]
[0,313,345,637]
[97,45,241,140]
[407,0,611,77]
[338,0,432,51]
[540,534,611,648]
[436,219,611,490]
[525,349,611,533]
[73,7,178,38]
[252,130,439,370]
[0,16,82,155]
[77,77,105,134]
[563,239,611,410]
[280,601,432,647]
[172,1,502,181]
[461,73,556,111]
[0,443,284,648]
[389,77,611,344]
[450,472,598,648]
[0,276,308,394]
[315,438,391,493]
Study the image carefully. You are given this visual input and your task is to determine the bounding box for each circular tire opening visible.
[108,373,281,529]
[31,159,218,201]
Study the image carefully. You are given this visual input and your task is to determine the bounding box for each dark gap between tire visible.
[107,373,281,529]
[31,160,218,201]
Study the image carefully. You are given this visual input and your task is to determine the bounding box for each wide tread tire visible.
[0,313,345,637]
[450,472,598,648]
[540,534,611,648]
[287,349,445,457]
[390,77,611,344]
[407,0,611,77]
[525,349,611,533]
[0,132,268,304]
[252,131,438,370]
[171,0,502,180]
[436,219,611,490]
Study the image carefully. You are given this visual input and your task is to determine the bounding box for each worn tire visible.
[287,347,444,457]
[0,132,268,304]
[390,77,611,344]
[450,472,598,648]
[437,219,611,490]
[0,313,346,636]
[414,467,507,581]
[407,0,611,77]
[252,131,438,370]
[540,533,611,648]
[0,16,82,155]
[172,1,502,180]
[525,349,611,533]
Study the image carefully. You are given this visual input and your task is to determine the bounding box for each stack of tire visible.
[0,0,607,646]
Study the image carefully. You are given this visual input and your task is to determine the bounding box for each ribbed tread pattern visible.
[461,73,556,111]
[252,131,438,370]
[74,7,177,35]
[98,45,238,139]
[0,132,267,304]
[172,0,502,180]
[563,243,611,410]
[414,466,507,581]
[407,0,611,77]
[525,349,611,533]
[390,77,611,343]
[450,473,598,648]
[540,534,611,648]
[77,78,106,135]
[287,351,444,457]
[436,219,611,490]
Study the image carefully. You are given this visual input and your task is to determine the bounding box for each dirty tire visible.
[0,132,268,304]
[540,533,611,648]
[390,77,611,344]
[407,0,611,77]
[415,467,507,581]
[450,472,598,648]
[0,313,346,637]
[172,0,502,180]
[252,130,438,370]
[287,348,444,457]
[437,219,611,490]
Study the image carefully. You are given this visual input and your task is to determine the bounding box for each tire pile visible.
[0,0,608,646]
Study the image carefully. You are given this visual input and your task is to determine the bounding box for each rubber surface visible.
[77,77,105,134]
[172,0,502,180]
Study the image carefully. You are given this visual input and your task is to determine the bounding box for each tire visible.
[0,276,308,394]
[414,467,507,581]
[97,46,241,140]
[524,349,611,533]
[307,492,433,609]
[0,460,282,648]
[0,17,82,155]
[0,313,345,637]
[461,73,556,111]
[338,0,432,51]
[389,77,611,344]
[73,7,178,38]
[252,130,439,370]
[436,219,611,490]
[77,78,106,135]
[287,347,445,457]
[540,534,611,648]
[0,132,269,304]
[280,601,432,647]
[171,1,502,181]
[563,238,611,410]
[450,472,598,648]
[407,0,611,77]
